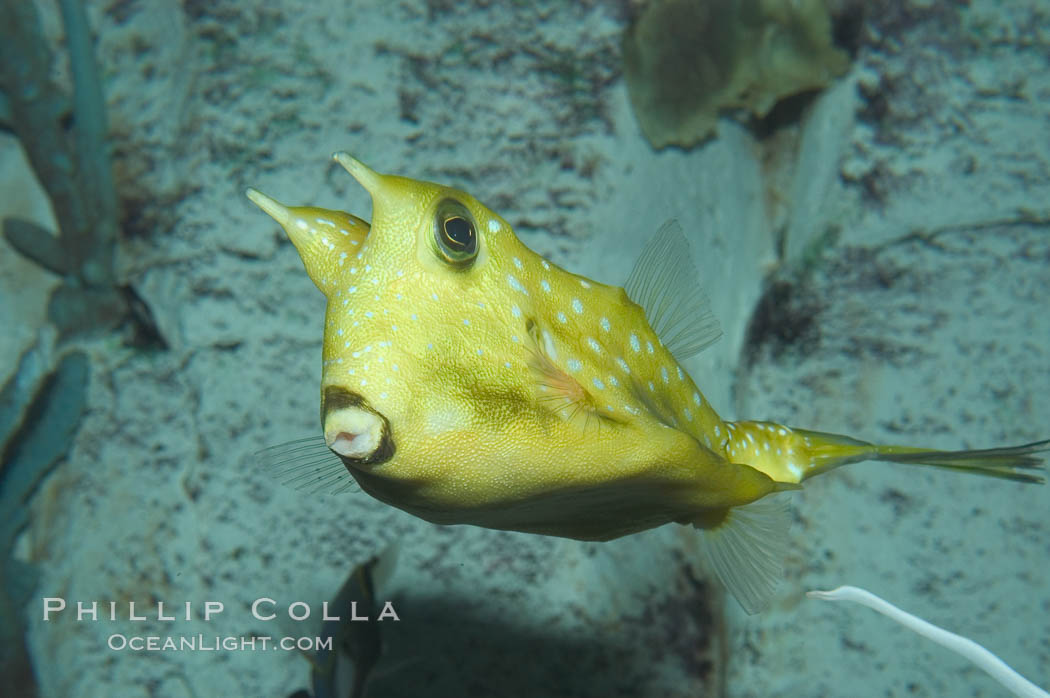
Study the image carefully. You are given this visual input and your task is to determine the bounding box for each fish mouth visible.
[321,387,396,468]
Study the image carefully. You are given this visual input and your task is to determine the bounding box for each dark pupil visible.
[443,216,474,250]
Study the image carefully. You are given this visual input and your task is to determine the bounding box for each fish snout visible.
[322,387,395,467]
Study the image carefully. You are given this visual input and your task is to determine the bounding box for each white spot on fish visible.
[541,260,551,270]
[648,381,655,392]
[579,279,591,288]
[567,358,582,372]
[661,366,669,383]
[608,375,619,387]
[511,305,522,318]
[629,334,641,352]
[507,274,528,295]
[541,279,551,293]
[296,220,308,231]
[624,404,640,415]
[348,286,357,293]
[513,257,523,269]
[676,366,684,381]
[571,298,583,314]
[592,377,605,390]
[587,337,601,353]
[600,317,610,332]
[488,219,500,233]
[616,358,630,374]
[557,311,568,324]
[646,340,654,354]
[693,392,702,406]
[463,318,470,326]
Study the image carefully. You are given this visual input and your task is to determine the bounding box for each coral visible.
[623,0,850,148]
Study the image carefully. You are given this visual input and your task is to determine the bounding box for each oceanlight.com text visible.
[107,634,334,652]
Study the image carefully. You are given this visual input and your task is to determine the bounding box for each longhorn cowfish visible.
[247,154,1047,613]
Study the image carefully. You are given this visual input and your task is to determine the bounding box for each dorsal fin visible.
[624,219,722,361]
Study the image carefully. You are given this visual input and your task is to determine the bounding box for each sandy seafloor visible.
[1,0,1049,696]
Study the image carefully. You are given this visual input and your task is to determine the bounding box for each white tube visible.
[807,585,1048,698]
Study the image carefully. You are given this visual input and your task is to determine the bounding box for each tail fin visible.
[791,428,1047,484]
[873,439,1048,484]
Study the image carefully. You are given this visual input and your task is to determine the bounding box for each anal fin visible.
[691,494,792,614]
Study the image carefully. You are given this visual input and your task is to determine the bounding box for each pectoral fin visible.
[256,436,359,495]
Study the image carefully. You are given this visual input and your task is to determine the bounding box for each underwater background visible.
[1,0,1048,696]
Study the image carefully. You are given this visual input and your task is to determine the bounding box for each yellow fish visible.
[248,153,1047,612]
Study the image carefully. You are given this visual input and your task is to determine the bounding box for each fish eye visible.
[433,199,478,267]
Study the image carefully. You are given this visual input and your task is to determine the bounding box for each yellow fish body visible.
[249,154,1046,612]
